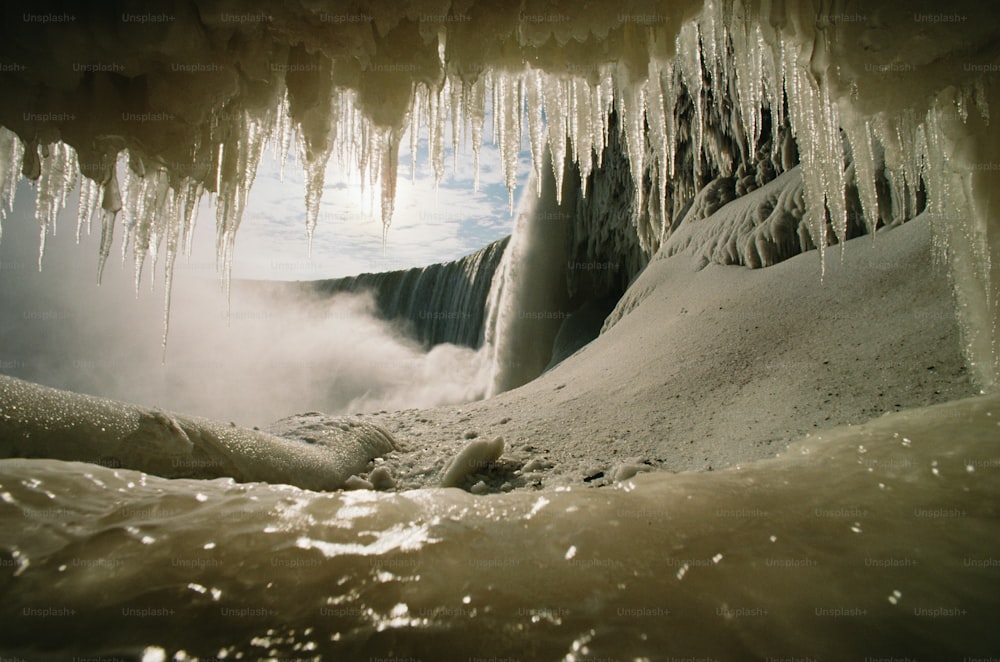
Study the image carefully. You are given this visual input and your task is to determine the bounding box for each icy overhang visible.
[0,0,998,386]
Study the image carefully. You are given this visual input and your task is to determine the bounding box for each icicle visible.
[645,60,669,239]
[676,21,704,187]
[274,92,294,183]
[76,177,99,242]
[215,109,272,301]
[700,0,726,100]
[303,162,324,257]
[430,82,446,188]
[97,210,116,285]
[895,111,922,221]
[730,8,764,153]
[660,66,677,180]
[161,214,178,359]
[843,118,881,236]
[819,81,849,252]
[467,75,487,192]
[543,74,568,204]
[119,165,172,295]
[592,75,612,170]
[32,142,79,270]
[922,92,997,389]
[782,49,829,271]
[96,157,124,285]
[450,77,464,176]
[144,171,171,292]
[159,180,202,360]
[570,79,592,195]
[493,71,524,209]
[0,128,25,236]
[379,127,401,246]
[181,180,201,259]
[214,142,224,194]
[410,84,423,183]
[620,82,647,217]
[525,69,546,187]
[298,89,340,257]
[119,155,140,272]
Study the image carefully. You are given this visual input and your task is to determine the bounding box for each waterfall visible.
[305,237,508,349]
[484,150,577,396]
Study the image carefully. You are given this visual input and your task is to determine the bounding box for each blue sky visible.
[215,122,533,281]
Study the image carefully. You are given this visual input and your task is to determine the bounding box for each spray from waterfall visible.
[484,150,577,396]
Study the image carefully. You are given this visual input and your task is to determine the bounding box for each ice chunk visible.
[441,436,504,489]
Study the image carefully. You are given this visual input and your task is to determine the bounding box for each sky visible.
[212,119,533,281]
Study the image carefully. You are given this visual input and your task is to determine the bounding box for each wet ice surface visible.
[2,394,998,660]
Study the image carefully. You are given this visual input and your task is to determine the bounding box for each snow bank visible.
[0,374,395,490]
[357,214,974,491]
[663,167,819,268]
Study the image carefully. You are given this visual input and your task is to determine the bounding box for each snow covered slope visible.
[344,211,975,491]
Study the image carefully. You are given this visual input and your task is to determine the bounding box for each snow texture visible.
[663,167,819,269]
[358,214,975,492]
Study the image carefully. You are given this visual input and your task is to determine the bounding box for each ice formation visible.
[0,0,997,386]
[0,374,397,490]
[2,391,998,657]
[662,167,815,268]
[440,435,505,488]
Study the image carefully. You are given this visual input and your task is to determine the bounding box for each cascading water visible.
[483,150,576,395]
[301,237,508,350]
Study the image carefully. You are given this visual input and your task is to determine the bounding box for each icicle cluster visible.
[0,127,25,244]
[0,1,995,385]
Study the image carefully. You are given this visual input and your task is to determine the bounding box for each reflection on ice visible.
[295,520,436,558]
[0,394,998,659]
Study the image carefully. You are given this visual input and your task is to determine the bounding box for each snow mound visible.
[663,167,835,269]
[0,375,395,491]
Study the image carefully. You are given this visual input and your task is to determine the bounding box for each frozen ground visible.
[270,213,976,492]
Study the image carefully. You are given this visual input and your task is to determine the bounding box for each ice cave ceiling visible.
[0,0,998,386]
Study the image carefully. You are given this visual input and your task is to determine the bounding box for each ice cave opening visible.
[0,0,997,393]
[1,2,999,659]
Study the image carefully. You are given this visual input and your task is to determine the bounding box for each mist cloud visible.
[0,183,490,427]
